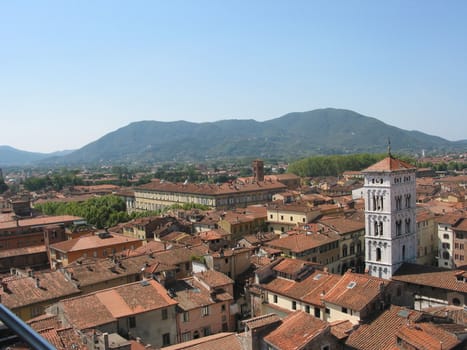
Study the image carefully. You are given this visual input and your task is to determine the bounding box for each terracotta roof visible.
[50,233,141,253]
[322,271,389,311]
[250,255,273,268]
[346,305,424,350]
[193,270,234,289]
[242,313,281,330]
[162,332,243,350]
[127,240,167,255]
[136,179,286,196]
[0,270,81,309]
[0,244,46,258]
[38,327,87,350]
[396,322,460,350]
[453,218,467,231]
[168,277,231,311]
[264,311,328,350]
[198,228,230,241]
[259,266,340,307]
[267,232,339,253]
[27,314,62,332]
[272,258,317,276]
[0,215,84,230]
[423,305,467,326]
[319,216,364,234]
[392,263,467,293]
[60,279,176,330]
[62,254,171,287]
[330,320,354,340]
[61,293,115,329]
[266,200,317,213]
[436,213,464,226]
[362,156,415,173]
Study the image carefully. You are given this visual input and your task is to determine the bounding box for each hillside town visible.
[0,153,467,350]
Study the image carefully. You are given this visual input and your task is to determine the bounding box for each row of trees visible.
[417,161,466,172]
[287,153,389,177]
[24,173,84,191]
[34,195,159,229]
[33,195,210,229]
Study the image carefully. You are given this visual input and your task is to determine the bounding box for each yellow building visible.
[133,179,287,211]
[416,208,438,265]
[266,201,321,235]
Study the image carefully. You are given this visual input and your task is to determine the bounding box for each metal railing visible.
[0,304,55,350]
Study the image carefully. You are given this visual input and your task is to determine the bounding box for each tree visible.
[34,195,130,229]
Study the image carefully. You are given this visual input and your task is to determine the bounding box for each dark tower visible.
[252,160,264,182]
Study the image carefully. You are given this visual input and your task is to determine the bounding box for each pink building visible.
[168,270,235,343]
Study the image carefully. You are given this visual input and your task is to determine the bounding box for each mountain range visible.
[1,109,466,166]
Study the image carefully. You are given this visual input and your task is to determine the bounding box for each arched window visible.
[405,194,411,208]
[342,244,348,257]
[402,245,406,261]
[350,243,355,255]
[357,241,362,254]
[452,298,461,306]
[376,248,381,261]
[379,221,383,235]
[442,251,450,260]
[405,218,411,234]
[396,220,402,236]
[374,221,379,235]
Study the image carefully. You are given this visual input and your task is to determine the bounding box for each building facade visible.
[363,153,417,279]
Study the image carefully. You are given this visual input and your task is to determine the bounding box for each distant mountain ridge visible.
[0,146,74,167]
[2,109,466,166]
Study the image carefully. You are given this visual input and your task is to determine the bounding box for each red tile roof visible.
[329,319,354,340]
[242,313,281,330]
[423,305,467,326]
[0,271,81,309]
[260,267,340,307]
[346,305,424,350]
[397,322,460,350]
[267,232,339,253]
[60,279,176,330]
[264,311,328,350]
[38,327,87,350]
[137,179,286,196]
[50,233,141,253]
[162,332,243,350]
[272,258,317,276]
[362,156,416,173]
[0,215,84,230]
[322,271,389,311]
[27,314,62,332]
[392,263,467,293]
[193,270,234,289]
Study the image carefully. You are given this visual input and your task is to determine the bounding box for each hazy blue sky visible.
[1,1,466,153]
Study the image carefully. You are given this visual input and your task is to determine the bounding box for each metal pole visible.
[0,304,55,350]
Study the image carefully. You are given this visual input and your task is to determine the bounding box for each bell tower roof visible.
[362,156,415,173]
